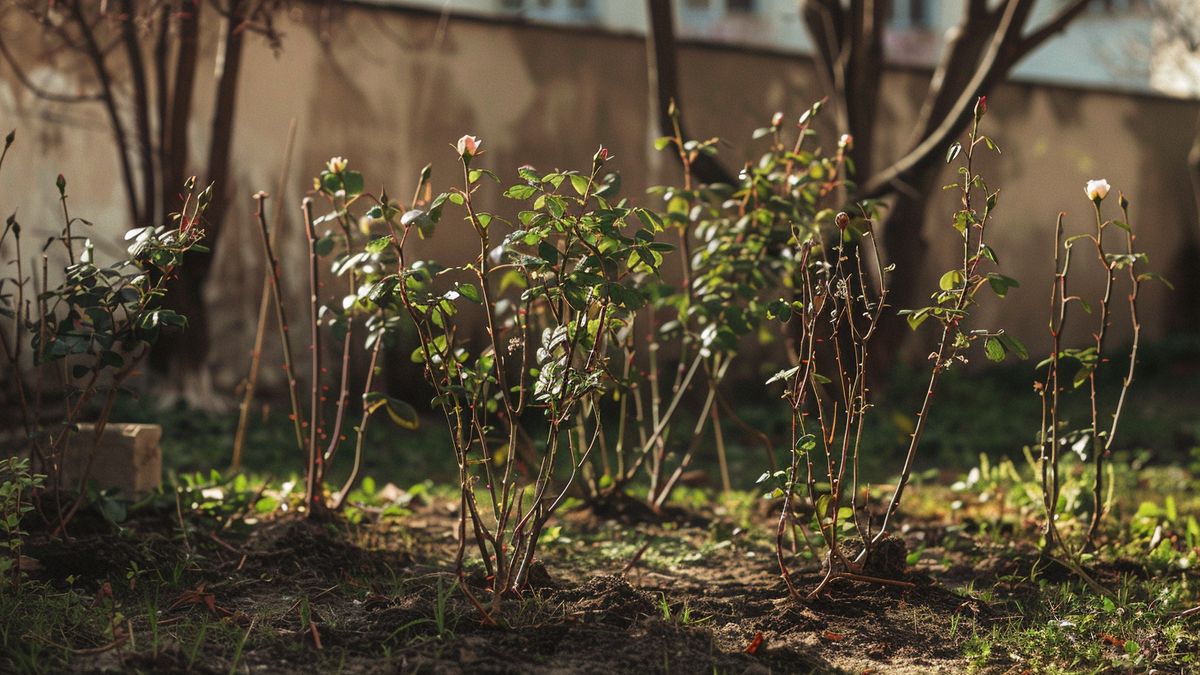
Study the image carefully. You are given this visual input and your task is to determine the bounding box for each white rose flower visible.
[1085,178,1110,202]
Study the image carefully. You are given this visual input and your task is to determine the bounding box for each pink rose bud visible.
[593,145,610,165]
[974,95,987,119]
[771,111,784,128]
[457,135,481,157]
[839,134,853,149]
[835,212,850,230]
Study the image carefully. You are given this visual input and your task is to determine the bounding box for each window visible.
[727,0,754,12]
[1090,0,1143,11]
[888,0,930,29]
[499,0,593,15]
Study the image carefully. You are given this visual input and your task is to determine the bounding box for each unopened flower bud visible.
[839,134,853,150]
[771,111,784,128]
[593,145,610,167]
[835,212,850,230]
[327,156,348,173]
[974,95,987,120]
[1085,178,1110,203]
[456,135,481,157]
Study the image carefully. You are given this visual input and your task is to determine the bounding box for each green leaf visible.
[634,208,663,232]
[765,366,799,385]
[1073,363,1094,389]
[984,336,1005,362]
[456,283,482,303]
[504,184,538,200]
[518,166,540,183]
[945,141,962,164]
[343,171,365,197]
[1137,272,1174,290]
[365,236,391,254]
[401,209,436,237]
[997,333,1028,360]
[321,173,341,194]
[939,269,964,291]
[364,392,420,430]
[901,307,931,331]
[569,174,590,197]
[315,233,335,257]
[987,273,1020,298]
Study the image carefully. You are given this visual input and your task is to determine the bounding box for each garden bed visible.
[6,476,1197,674]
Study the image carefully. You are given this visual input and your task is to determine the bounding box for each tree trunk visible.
[161,0,200,224]
[1174,112,1200,333]
[149,0,244,406]
[874,164,942,358]
[645,0,734,185]
[120,0,157,230]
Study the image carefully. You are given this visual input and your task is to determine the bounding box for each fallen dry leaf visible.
[745,631,764,654]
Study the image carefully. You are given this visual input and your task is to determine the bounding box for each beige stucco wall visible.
[1,4,1196,391]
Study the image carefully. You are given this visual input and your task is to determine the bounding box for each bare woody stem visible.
[252,192,307,457]
[1085,200,1115,547]
[301,197,323,513]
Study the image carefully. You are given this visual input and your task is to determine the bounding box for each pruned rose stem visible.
[859,114,994,561]
[1084,199,1116,548]
[1041,212,1071,554]
[232,119,297,472]
[252,192,307,459]
[301,197,324,514]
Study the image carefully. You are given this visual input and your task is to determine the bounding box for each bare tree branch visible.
[1015,0,1095,57]
[0,36,102,103]
[70,0,143,228]
[856,0,1095,201]
[120,0,157,228]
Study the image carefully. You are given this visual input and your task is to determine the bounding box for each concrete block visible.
[65,423,163,496]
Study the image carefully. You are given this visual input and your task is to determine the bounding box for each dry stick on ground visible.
[231,119,298,471]
[251,192,307,459]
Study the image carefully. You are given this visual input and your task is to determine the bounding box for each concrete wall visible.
[1,3,1196,391]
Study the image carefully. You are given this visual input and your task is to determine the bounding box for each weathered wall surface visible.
[2,4,1196,391]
